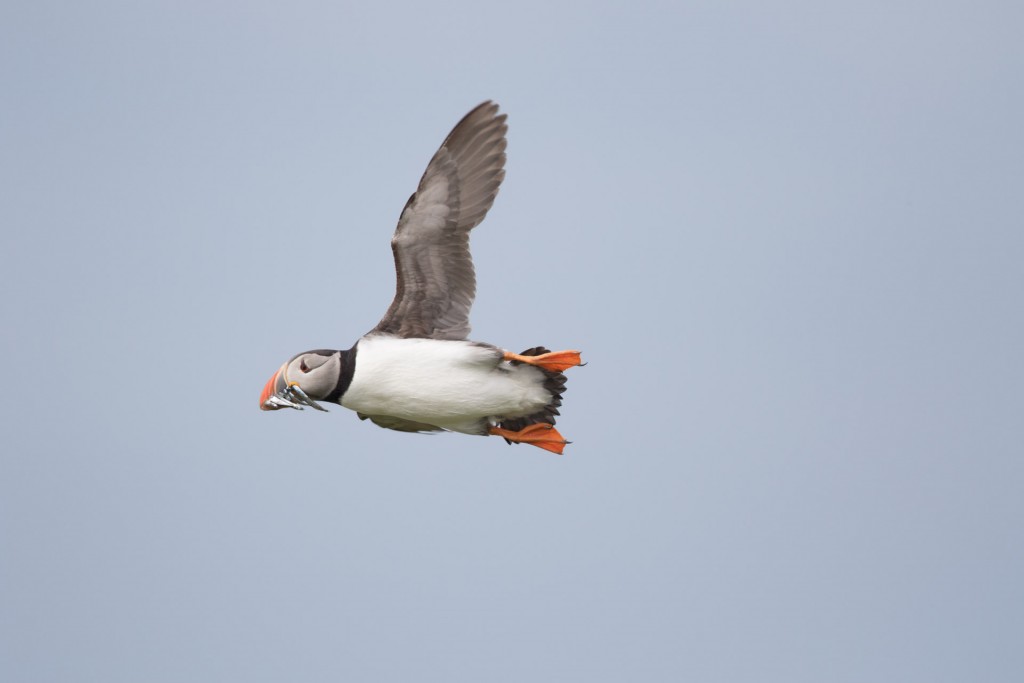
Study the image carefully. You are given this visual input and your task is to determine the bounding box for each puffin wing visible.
[372,101,508,340]
[357,412,445,433]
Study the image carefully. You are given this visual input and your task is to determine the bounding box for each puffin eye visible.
[295,353,329,374]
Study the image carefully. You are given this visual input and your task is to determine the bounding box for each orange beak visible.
[259,362,329,412]
[259,363,288,410]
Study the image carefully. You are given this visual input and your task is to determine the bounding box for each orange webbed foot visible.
[503,349,583,373]
[489,423,569,455]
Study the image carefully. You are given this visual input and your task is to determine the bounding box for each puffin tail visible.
[497,346,568,441]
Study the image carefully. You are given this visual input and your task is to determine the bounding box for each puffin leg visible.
[489,423,569,455]
[503,350,583,373]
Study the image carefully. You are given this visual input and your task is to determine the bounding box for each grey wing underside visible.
[371,101,508,340]
[357,413,445,433]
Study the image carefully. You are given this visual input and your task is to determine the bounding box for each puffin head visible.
[259,350,342,412]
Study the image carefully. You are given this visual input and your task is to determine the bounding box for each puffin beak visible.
[260,363,329,412]
[260,364,291,410]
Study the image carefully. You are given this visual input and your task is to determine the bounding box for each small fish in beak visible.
[260,365,329,412]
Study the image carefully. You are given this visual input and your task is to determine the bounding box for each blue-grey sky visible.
[2,1,1022,681]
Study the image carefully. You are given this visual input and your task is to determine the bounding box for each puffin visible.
[259,101,583,454]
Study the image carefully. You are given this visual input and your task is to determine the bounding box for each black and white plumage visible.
[260,102,582,453]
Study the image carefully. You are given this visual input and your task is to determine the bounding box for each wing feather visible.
[372,101,507,339]
[357,413,445,433]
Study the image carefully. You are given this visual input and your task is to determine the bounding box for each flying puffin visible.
[259,101,583,454]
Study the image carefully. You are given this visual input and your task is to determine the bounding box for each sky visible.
[2,1,1022,681]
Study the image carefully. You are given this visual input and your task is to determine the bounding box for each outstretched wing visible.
[372,101,507,340]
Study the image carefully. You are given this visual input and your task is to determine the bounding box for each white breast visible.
[340,335,550,433]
